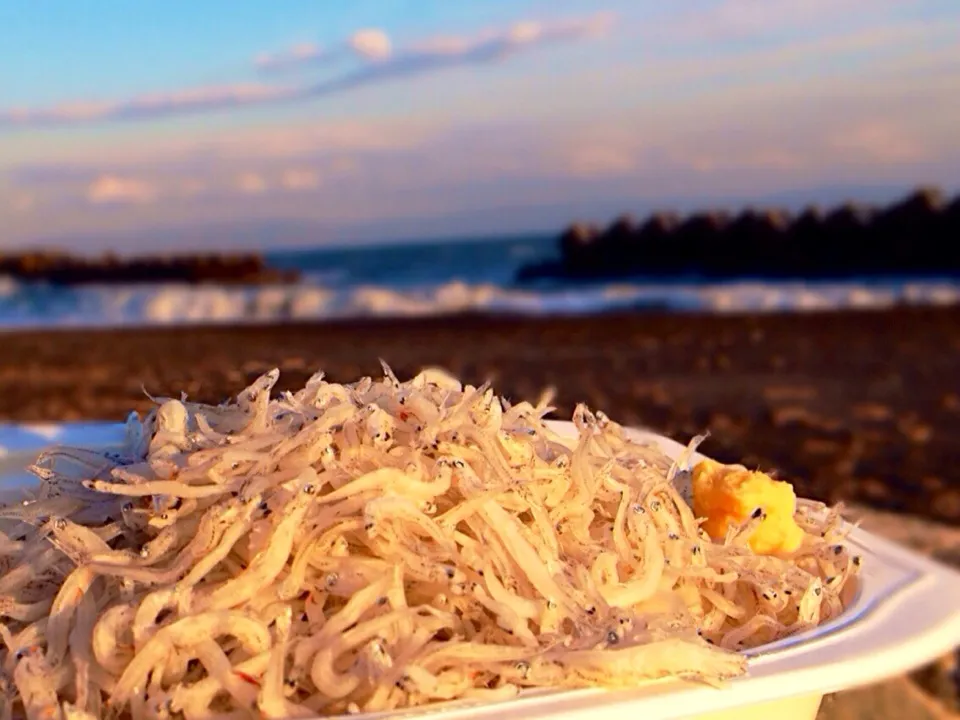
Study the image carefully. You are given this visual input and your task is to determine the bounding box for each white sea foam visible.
[0,277,958,330]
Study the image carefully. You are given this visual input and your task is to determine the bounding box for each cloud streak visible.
[235,172,268,195]
[3,84,292,127]
[281,168,320,190]
[86,175,157,205]
[253,27,393,72]
[255,42,327,71]
[1,13,613,129]
[668,0,899,40]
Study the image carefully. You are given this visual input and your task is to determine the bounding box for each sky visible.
[1,0,959,252]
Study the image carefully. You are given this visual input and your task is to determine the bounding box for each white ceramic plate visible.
[1,420,958,720]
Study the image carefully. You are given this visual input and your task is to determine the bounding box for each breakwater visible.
[0,251,299,286]
[518,188,960,282]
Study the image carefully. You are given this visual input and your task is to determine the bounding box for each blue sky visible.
[2,0,959,251]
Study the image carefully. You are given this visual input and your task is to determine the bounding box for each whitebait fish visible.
[0,364,861,719]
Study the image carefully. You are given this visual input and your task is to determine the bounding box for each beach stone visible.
[818,675,956,720]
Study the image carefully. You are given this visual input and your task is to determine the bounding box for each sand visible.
[1,305,958,717]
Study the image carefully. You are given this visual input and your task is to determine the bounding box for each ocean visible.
[2,234,960,330]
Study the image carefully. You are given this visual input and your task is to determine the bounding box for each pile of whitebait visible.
[0,364,861,720]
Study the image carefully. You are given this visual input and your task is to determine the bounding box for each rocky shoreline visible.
[518,187,960,283]
[0,250,299,286]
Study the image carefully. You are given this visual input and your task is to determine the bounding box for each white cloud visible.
[0,13,613,128]
[235,172,268,194]
[86,175,157,204]
[4,118,436,198]
[681,147,805,174]
[255,42,325,71]
[669,0,896,40]
[10,191,36,213]
[203,122,429,161]
[2,83,291,127]
[827,121,927,163]
[281,168,320,190]
[507,22,543,45]
[349,29,392,60]
[410,35,473,55]
[257,30,392,71]
[553,142,640,177]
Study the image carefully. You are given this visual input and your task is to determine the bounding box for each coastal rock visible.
[661,211,730,273]
[719,209,791,276]
[591,214,638,271]
[636,211,682,243]
[559,221,601,262]
[948,195,960,227]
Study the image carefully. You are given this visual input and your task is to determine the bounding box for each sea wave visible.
[0,277,958,330]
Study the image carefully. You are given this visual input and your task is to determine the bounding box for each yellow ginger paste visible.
[691,458,805,556]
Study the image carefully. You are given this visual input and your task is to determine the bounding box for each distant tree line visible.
[517,187,960,282]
